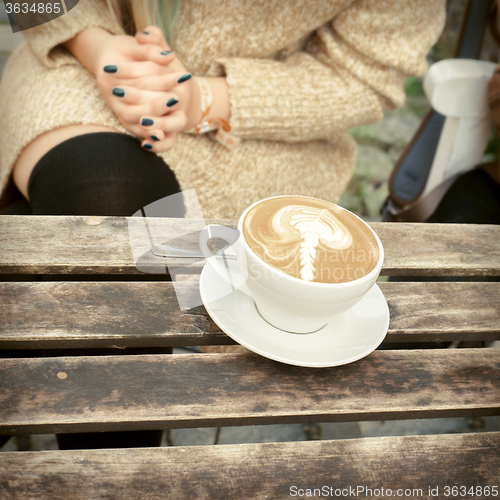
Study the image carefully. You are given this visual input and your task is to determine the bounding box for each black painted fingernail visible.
[142,143,153,150]
[103,65,118,73]
[142,31,150,35]
[177,73,192,84]
[112,87,125,97]
[150,135,160,141]
[161,50,173,56]
[141,118,154,126]
[166,97,179,107]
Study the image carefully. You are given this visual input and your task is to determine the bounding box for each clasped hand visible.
[95,26,201,153]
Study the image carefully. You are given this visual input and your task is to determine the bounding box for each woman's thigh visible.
[13,124,119,199]
[12,125,185,217]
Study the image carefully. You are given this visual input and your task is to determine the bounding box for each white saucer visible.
[199,259,390,368]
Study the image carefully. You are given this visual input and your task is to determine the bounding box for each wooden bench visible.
[0,215,499,499]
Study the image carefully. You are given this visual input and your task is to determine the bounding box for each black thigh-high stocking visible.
[25,132,185,216]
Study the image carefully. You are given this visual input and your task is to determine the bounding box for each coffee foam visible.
[242,196,379,284]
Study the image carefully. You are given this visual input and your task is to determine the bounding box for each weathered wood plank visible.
[384,281,500,342]
[0,215,203,275]
[0,432,499,500]
[0,216,499,276]
[376,222,500,277]
[0,349,498,435]
[0,280,216,349]
[1,281,498,349]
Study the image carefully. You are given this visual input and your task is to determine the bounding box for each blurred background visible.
[339,0,499,221]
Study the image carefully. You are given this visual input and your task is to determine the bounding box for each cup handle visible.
[199,224,245,288]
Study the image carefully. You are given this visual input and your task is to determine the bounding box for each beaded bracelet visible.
[184,77,240,149]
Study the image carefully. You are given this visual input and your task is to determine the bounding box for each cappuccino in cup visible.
[242,196,379,284]
[200,195,384,333]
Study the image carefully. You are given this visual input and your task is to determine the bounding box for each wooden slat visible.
[0,215,200,275]
[376,222,500,277]
[1,281,499,350]
[0,432,499,500]
[0,349,498,435]
[384,281,500,342]
[0,216,499,276]
[0,280,216,349]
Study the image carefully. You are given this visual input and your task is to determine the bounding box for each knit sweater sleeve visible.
[21,0,122,68]
[209,0,445,143]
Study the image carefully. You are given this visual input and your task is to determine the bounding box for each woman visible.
[0,0,445,219]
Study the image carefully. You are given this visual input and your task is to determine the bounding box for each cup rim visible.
[237,195,384,288]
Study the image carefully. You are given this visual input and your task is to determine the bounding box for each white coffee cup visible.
[199,196,384,334]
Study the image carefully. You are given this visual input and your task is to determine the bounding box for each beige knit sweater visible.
[0,0,445,218]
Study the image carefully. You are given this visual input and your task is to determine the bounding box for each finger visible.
[130,39,176,66]
[140,110,188,134]
[99,43,171,75]
[112,72,189,92]
[102,60,169,79]
[148,129,165,142]
[116,119,149,141]
[136,26,170,51]
[116,114,175,150]
[135,28,180,67]
[124,32,171,60]
[110,85,170,105]
[133,30,189,74]
[141,132,176,153]
[115,93,180,124]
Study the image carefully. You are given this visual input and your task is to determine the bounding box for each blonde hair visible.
[106,0,181,46]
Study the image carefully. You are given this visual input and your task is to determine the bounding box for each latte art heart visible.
[242,196,379,283]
